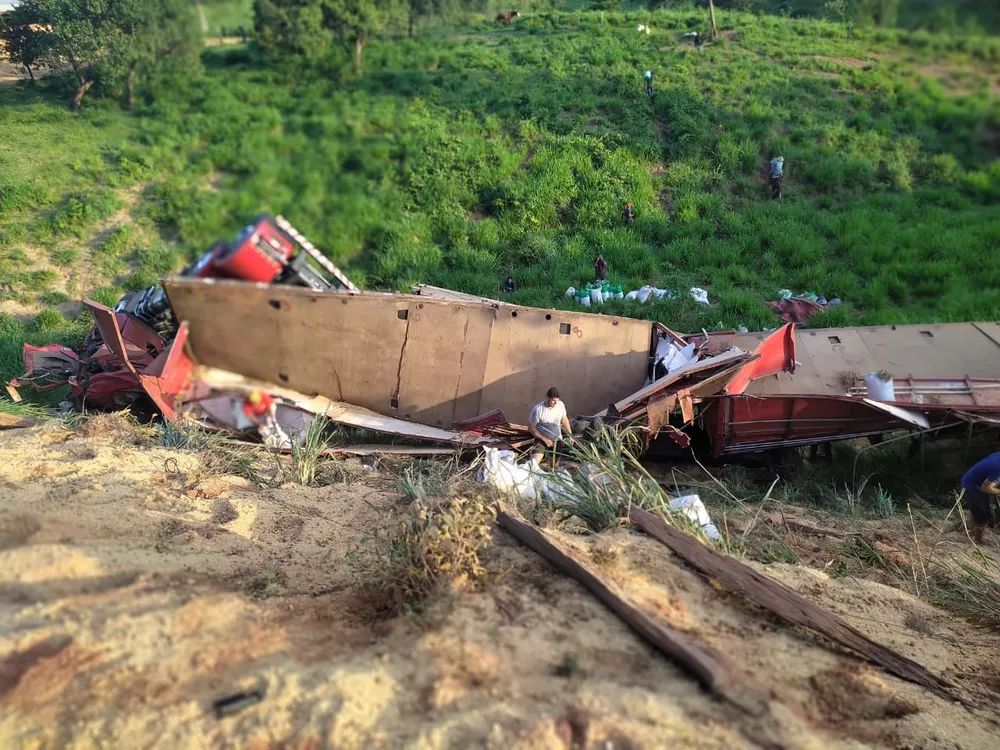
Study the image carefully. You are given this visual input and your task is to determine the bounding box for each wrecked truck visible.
[8,214,357,415]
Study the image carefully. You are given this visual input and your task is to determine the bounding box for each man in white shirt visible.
[768,156,784,200]
[529,387,574,466]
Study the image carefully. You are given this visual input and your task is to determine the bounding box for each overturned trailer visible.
[161,277,746,430]
[160,278,1000,454]
[9,213,997,455]
[699,323,1000,455]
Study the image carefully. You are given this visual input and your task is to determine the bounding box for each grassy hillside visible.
[0,8,998,382]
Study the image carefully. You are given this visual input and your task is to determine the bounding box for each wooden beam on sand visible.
[629,507,955,702]
[496,509,770,716]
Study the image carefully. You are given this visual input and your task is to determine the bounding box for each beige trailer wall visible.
[165,279,653,425]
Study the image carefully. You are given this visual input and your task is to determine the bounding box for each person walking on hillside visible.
[643,70,654,100]
[594,254,607,281]
[624,202,636,226]
[768,155,784,200]
[529,387,574,467]
[959,451,1000,544]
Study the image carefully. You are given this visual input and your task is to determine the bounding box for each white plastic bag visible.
[624,290,639,302]
[689,287,709,305]
[565,286,576,299]
[636,285,653,304]
[865,372,895,402]
[478,449,579,504]
[478,448,539,500]
[668,494,720,541]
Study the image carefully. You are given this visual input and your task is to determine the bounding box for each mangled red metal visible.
[8,215,355,413]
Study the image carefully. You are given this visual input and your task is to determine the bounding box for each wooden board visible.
[630,507,955,702]
[194,366,483,444]
[497,509,770,716]
[165,279,652,427]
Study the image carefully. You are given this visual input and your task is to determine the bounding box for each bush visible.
[38,189,123,239]
[358,496,495,608]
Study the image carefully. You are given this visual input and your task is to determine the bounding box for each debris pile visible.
[8,214,1000,461]
[767,288,841,324]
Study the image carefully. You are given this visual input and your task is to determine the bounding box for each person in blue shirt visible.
[960,451,1000,544]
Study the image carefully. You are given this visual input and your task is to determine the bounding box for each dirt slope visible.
[1,424,999,749]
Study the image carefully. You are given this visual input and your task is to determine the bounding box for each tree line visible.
[1,0,539,109]
[2,0,202,109]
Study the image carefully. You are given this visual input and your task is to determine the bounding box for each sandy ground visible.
[1,423,999,749]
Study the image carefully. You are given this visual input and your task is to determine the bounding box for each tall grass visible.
[542,425,711,538]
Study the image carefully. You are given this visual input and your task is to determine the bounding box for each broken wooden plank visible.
[763,512,847,539]
[0,412,41,429]
[496,509,770,716]
[629,506,955,701]
[194,367,488,445]
[592,349,754,418]
[325,445,459,457]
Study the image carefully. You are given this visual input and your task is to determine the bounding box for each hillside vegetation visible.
[0,7,998,382]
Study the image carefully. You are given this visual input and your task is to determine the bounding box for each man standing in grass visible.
[529,387,574,466]
[960,451,1000,544]
[768,155,784,199]
[624,202,636,225]
[644,70,654,100]
[594,254,607,281]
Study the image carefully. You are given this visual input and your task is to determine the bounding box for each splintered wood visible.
[496,509,771,716]
[629,507,955,702]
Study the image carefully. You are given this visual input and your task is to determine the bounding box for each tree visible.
[254,0,334,64]
[325,0,388,73]
[406,0,441,38]
[11,0,200,110]
[824,0,856,37]
[255,0,394,73]
[2,11,47,83]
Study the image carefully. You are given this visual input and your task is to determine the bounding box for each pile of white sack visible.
[477,448,721,542]
[565,285,710,307]
[623,286,709,305]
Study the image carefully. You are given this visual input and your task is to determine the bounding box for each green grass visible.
[0,7,997,385]
[200,0,253,36]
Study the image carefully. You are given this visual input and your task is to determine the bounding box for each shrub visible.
[360,496,495,607]
[38,189,123,239]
